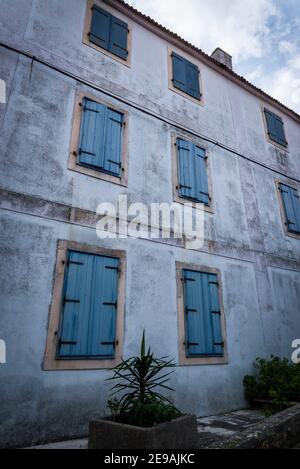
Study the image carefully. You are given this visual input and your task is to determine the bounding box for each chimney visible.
[211,47,233,70]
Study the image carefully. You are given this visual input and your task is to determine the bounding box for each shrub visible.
[243,356,300,411]
[106,331,182,427]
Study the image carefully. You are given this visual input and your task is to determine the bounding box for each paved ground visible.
[27,408,268,449]
[197,409,266,448]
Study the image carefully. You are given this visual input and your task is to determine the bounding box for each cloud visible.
[278,40,297,55]
[127,0,300,113]
[127,0,279,60]
[266,57,300,110]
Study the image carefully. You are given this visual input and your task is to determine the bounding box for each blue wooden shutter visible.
[264,109,287,147]
[274,114,287,147]
[109,15,129,60]
[280,183,300,233]
[78,98,106,169]
[58,251,93,358]
[172,52,187,93]
[177,138,196,200]
[78,98,124,175]
[58,251,119,359]
[186,61,201,100]
[89,5,111,50]
[88,255,119,358]
[102,108,123,176]
[183,270,223,357]
[177,138,209,204]
[194,145,209,204]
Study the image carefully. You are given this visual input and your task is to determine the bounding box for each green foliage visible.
[106,330,182,427]
[244,356,300,411]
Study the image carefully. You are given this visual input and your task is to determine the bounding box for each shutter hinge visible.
[103,301,117,308]
[59,339,77,346]
[213,341,224,347]
[186,341,199,347]
[100,340,119,347]
[63,297,80,305]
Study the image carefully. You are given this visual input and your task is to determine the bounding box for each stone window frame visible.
[68,90,129,187]
[261,103,289,153]
[275,178,300,241]
[167,46,204,106]
[176,261,228,366]
[83,0,132,67]
[171,131,214,213]
[43,240,126,370]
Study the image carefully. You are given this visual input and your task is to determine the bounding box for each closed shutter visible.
[186,61,201,100]
[172,52,201,100]
[177,138,196,200]
[89,6,128,60]
[102,108,123,176]
[177,138,209,204]
[172,52,187,93]
[274,115,287,147]
[88,255,119,358]
[280,183,300,233]
[264,109,287,147]
[183,270,223,357]
[57,251,119,358]
[194,145,209,204]
[78,98,106,169]
[78,98,123,176]
[109,15,129,60]
[89,5,110,50]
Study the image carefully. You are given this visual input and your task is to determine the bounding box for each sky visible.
[127,0,300,114]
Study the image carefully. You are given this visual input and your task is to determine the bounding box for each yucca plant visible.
[106,331,181,427]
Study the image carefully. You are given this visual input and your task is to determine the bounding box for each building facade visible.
[0,0,300,448]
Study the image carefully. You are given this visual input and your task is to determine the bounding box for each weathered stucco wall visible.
[0,0,300,448]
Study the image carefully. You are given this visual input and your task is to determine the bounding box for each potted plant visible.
[243,356,300,414]
[89,331,197,449]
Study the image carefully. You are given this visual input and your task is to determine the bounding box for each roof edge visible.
[105,0,300,124]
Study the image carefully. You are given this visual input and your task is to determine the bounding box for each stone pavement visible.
[27,408,268,449]
[196,408,266,448]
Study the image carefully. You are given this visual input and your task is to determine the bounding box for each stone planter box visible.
[88,414,198,449]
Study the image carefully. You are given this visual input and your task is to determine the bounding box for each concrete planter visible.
[88,414,198,449]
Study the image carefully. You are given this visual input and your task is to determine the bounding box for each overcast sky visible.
[127,0,300,114]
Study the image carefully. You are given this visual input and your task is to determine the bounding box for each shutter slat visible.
[108,15,128,60]
[89,6,110,50]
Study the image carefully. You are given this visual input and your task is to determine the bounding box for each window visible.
[176,262,227,366]
[44,241,126,370]
[83,1,130,64]
[170,51,201,101]
[78,97,123,176]
[176,137,209,204]
[264,108,287,148]
[68,93,128,186]
[57,250,119,359]
[279,183,300,235]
